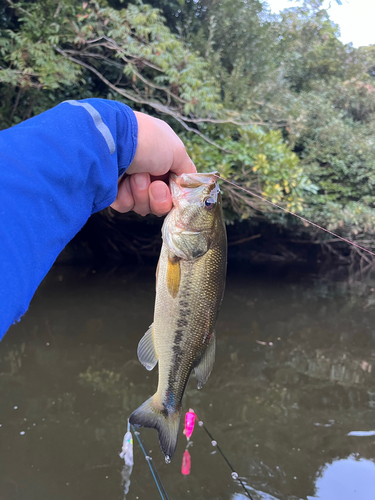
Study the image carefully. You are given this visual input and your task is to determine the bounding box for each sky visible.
[266,0,375,48]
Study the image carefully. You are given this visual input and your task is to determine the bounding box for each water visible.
[1,263,375,500]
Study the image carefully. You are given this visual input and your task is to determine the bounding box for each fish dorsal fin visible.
[195,332,216,389]
[137,324,158,371]
[167,255,180,299]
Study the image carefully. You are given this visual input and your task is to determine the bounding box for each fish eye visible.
[204,197,215,210]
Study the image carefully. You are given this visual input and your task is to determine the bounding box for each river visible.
[1,263,375,500]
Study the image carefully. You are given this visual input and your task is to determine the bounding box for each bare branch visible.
[171,115,237,153]
[223,181,269,212]
[228,234,261,246]
[181,117,268,126]
[62,42,276,129]
[63,45,188,105]
[97,43,189,106]
[53,2,62,18]
[5,0,32,17]
[55,47,237,153]
[10,87,22,122]
[87,36,164,72]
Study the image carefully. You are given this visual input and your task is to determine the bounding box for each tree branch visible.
[81,36,267,128]
[55,47,237,153]
[5,0,32,17]
[62,30,275,129]
[63,46,188,105]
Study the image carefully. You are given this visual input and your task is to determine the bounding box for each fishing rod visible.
[192,412,254,500]
[130,424,170,500]
[215,174,375,259]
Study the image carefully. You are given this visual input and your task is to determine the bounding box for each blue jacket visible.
[0,99,138,338]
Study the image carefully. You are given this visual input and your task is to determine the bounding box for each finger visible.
[111,176,134,213]
[149,181,172,216]
[170,146,197,176]
[130,173,151,216]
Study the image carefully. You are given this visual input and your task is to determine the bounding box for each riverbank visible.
[57,211,365,270]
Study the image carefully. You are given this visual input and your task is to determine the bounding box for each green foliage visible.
[0,0,310,219]
[160,0,279,111]
[185,125,311,218]
[0,0,222,122]
[276,2,348,92]
[288,84,375,235]
[2,0,375,250]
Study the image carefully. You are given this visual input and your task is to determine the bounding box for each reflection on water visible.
[308,455,375,500]
[232,492,279,500]
[121,463,133,499]
[0,263,375,500]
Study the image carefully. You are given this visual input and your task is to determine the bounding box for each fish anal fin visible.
[167,255,181,299]
[129,396,181,462]
[137,324,158,371]
[195,331,216,389]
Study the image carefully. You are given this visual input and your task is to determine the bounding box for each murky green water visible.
[1,264,375,500]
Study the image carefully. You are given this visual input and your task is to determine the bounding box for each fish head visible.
[162,172,224,259]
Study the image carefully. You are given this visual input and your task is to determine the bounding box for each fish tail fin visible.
[129,396,181,462]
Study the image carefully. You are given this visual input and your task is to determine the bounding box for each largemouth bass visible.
[129,172,227,462]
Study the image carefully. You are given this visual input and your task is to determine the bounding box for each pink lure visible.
[183,409,196,440]
[181,449,191,475]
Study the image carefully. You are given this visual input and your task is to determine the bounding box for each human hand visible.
[111,112,196,216]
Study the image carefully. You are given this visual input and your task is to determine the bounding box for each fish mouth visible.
[169,172,220,205]
[170,171,218,189]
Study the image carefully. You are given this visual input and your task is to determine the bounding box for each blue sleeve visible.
[0,98,138,338]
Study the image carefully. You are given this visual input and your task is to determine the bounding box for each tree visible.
[0,0,308,218]
[2,0,375,260]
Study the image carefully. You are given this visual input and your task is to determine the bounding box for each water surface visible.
[1,264,375,500]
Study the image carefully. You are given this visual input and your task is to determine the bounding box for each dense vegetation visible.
[2,0,375,261]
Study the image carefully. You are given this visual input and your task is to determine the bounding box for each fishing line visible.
[130,424,170,500]
[195,416,254,500]
[214,174,375,259]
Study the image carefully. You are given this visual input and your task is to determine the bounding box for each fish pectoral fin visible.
[137,324,158,371]
[195,331,216,390]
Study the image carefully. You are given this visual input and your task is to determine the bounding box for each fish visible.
[129,171,227,462]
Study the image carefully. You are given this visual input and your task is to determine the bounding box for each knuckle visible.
[154,209,168,217]
[124,202,135,212]
[136,209,149,217]
[118,202,135,214]
[119,197,135,213]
